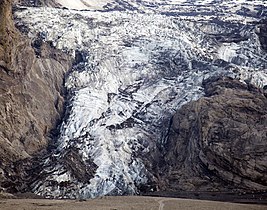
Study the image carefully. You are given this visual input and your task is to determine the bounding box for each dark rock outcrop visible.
[160,77,267,192]
[256,20,267,51]
[0,0,72,192]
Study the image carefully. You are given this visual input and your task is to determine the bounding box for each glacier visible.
[14,0,267,198]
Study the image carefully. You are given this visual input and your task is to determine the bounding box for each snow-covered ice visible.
[55,0,113,10]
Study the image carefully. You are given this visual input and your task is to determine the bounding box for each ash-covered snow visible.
[15,0,267,199]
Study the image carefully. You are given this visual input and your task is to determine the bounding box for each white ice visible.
[56,0,113,10]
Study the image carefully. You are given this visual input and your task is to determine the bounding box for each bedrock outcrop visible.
[257,20,267,52]
[0,0,72,192]
[160,77,267,192]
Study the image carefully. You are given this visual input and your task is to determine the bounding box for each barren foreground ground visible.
[0,196,266,210]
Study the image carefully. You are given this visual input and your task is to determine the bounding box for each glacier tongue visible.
[15,0,267,198]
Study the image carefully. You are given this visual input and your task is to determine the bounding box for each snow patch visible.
[217,43,239,62]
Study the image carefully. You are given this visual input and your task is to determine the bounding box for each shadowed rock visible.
[256,19,267,51]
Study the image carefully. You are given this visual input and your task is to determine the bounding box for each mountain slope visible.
[0,0,72,192]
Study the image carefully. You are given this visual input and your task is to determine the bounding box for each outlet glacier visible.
[14,0,267,198]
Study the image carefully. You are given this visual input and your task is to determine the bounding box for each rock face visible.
[0,0,19,71]
[162,77,267,192]
[0,0,72,192]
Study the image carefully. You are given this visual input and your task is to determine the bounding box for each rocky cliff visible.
[0,0,72,192]
[0,0,19,71]
[161,77,267,192]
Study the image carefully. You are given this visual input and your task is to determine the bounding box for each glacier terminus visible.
[14,0,267,199]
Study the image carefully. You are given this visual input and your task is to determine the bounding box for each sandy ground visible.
[0,196,266,210]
